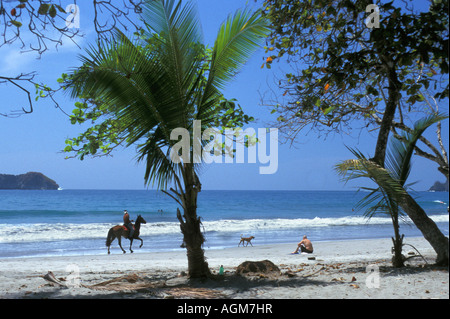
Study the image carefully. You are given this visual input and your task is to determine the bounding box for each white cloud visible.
[0,28,86,76]
[0,46,40,75]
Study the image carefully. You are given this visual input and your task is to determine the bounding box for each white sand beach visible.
[0,237,448,299]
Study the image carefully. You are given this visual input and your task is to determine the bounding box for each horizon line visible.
[4,188,439,192]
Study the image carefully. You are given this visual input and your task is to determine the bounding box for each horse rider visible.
[123,210,134,239]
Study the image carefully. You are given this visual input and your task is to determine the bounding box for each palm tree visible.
[65,0,269,277]
[336,114,448,267]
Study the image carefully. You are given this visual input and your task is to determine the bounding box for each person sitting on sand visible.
[292,235,313,254]
[123,210,134,239]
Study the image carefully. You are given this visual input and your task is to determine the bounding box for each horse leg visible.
[129,238,134,253]
[137,237,143,248]
[118,236,126,254]
[108,234,117,254]
[107,235,112,254]
[108,235,114,254]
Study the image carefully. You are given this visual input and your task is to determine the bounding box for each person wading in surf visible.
[123,210,134,239]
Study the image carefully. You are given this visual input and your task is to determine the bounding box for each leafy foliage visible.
[61,0,269,277]
[261,0,448,136]
[62,0,269,191]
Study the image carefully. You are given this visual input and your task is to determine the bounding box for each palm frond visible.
[136,127,182,190]
[196,8,270,121]
[69,33,180,143]
[335,113,448,223]
[142,0,204,116]
[210,8,269,89]
[386,113,448,186]
[66,0,270,192]
[335,147,406,218]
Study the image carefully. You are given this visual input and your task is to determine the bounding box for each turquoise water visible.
[0,189,448,258]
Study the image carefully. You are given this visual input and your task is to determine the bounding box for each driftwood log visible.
[42,271,67,287]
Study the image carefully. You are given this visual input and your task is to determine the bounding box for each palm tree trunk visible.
[399,193,449,266]
[177,206,210,277]
[176,164,211,278]
[391,223,404,268]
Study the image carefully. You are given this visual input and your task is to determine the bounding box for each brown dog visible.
[238,234,255,247]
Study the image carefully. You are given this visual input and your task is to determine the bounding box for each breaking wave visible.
[1,214,447,244]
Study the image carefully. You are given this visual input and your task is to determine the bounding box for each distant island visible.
[429,179,449,192]
[0,172,60,190]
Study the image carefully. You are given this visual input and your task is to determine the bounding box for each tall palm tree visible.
[65,0,269,277]
[336,114,448,267]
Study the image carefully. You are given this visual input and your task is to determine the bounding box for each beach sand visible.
[0,237,448,299]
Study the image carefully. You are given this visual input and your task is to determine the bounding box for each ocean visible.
[0,189,448,258]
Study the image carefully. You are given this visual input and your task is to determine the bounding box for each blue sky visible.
[0,0,448,191]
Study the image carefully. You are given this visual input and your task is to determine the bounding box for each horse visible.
[106,215,147,254]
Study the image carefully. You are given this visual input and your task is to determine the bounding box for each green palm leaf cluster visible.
[63,0,269,277]
[65,0,268,191]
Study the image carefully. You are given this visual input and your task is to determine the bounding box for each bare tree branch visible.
[0,72,36,117]
[0,0,146,117]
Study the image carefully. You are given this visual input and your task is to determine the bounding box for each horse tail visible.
[106,228,114,247]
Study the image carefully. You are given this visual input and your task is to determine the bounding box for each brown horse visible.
[106,215,147,254]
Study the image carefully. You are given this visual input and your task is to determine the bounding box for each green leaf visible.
[322,106,335,115]
[38,4,50,15]
[64,145,73,152]
[10,20,22,27]
[314,97,321,107]
[55,5,66,13]
[49,5,57,18]
[415,94,425,102]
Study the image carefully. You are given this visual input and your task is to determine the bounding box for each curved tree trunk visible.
[372,64,401,167]
[373,62,448,266]
[399,193,449,266]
